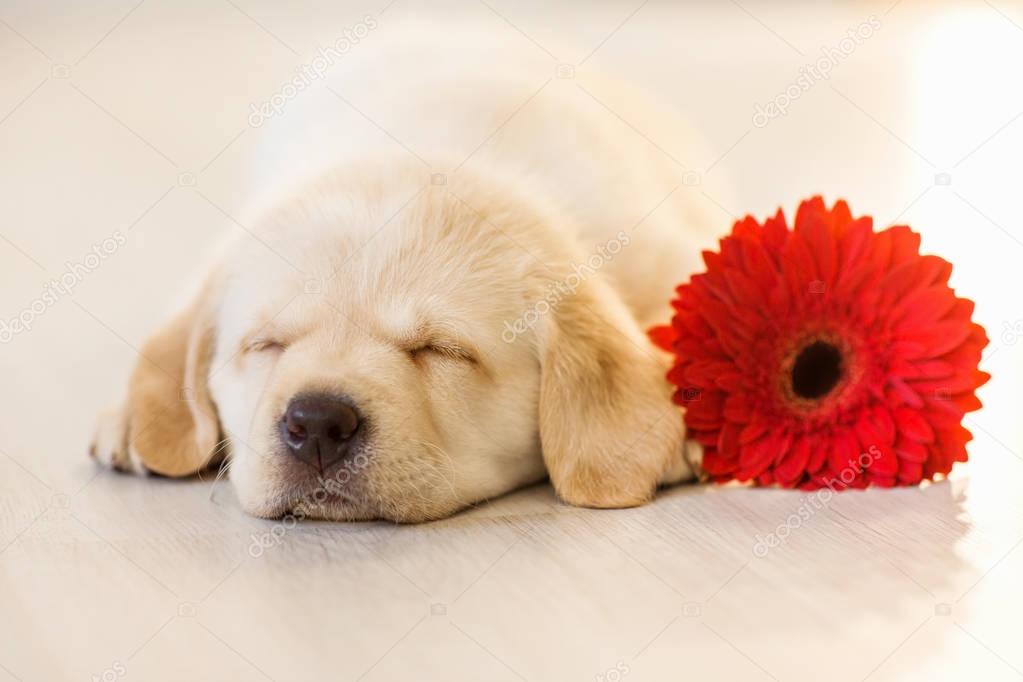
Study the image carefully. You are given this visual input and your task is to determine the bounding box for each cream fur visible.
[90,33,717,521]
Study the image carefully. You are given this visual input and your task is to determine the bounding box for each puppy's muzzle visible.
[279,394,362,475]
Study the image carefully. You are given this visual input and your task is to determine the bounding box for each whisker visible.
[208,456,234,503]
[414,439,460,503]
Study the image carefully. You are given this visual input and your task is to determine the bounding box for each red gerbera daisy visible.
[649,196,990,490]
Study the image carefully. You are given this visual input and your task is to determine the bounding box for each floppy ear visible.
[538,276,686,508]
[123,280,222,476]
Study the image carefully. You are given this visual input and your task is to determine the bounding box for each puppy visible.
[91,29,717,522]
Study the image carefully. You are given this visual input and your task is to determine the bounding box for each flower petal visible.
[894,407,935,443]
[775,435,811,485]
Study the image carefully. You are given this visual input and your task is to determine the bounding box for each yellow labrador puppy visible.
[91,28,716,521]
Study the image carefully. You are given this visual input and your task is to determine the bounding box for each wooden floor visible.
[2,1,1023,680]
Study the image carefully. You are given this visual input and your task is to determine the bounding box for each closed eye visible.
[407,341,477,365]
[244,338,287,354]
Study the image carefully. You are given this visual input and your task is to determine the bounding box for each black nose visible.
[280,394,361,473]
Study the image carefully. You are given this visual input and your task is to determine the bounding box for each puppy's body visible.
[92,31,717,521]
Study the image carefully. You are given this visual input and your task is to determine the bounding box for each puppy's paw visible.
[89,406,145,474]
[684,439,706,482]
[658,437,706,486]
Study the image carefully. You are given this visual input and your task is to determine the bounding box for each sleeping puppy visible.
[90,29,717,522]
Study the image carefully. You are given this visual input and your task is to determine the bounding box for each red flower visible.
[650,196,989,490]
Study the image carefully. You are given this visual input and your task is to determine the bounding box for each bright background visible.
[1,1,1022,681]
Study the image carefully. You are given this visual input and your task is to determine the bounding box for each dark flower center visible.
[791,341,844,400]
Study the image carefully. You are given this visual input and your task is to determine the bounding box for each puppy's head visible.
[122,164,683,521]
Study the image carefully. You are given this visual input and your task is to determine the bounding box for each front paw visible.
[659,437,706,486]
[684,438,706,482]
[89,405,145,474]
